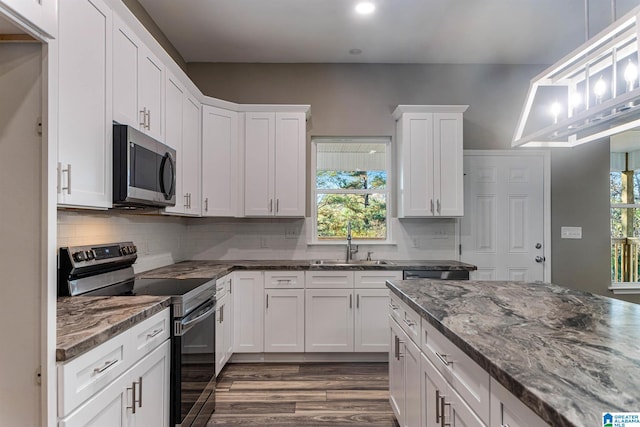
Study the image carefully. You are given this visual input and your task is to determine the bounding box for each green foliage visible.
[316,170,387,239]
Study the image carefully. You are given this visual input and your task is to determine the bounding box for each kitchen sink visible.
[309,259,395,266]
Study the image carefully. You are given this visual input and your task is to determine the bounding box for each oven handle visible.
[176,300,216,336]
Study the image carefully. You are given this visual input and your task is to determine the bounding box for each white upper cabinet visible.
[1,0,57,37]
[244,111,306,217]
[163,72,201,216]
[394,105,468,217]
[113,15,165,142]
[57,0,112,209]
[202,105,239,217]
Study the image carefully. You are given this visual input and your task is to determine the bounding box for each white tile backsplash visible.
[57,211,458,270]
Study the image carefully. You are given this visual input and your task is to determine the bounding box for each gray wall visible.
[188,63,634,303]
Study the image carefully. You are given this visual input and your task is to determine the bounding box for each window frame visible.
[309,137,394,245]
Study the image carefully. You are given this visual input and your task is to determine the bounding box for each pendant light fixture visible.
[512,2,640,147]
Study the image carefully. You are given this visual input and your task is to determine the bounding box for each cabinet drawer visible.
[422,320,490,424]
[389,293,420,345]
[57,330,130,417]
[216,274,232,298]
[265,271,305,289]
[305,271,354,288]
[355,271,402,288]
[129,309,170,364]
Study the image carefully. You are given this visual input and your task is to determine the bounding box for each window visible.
[610,151,640,283]
[312,137,391,243]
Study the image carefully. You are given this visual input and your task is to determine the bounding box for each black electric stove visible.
[58,242,217,427]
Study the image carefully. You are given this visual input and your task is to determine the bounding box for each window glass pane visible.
[634,170,640,204]
[317,193,387,239]
[611,172,622,204]
[611,207,624,238]
[316,170,386,190]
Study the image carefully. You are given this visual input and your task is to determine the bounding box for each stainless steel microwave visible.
[113,124,176,208]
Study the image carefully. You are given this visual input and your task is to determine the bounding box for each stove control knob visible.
[86,250,95,260]
[130,245,137,254]
[73,251,86,262]
[121,246,129,255]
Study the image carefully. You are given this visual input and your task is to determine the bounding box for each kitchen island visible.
[387,278,640,427]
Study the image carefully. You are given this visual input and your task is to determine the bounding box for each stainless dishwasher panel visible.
[403,270,470,280]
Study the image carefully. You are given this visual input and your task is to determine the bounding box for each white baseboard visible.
[229,352,388,363]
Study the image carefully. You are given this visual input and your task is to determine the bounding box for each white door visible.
[139,47,164,141]
[274,112,305,216]
[404,336,422,427]
[460,151,549,282]
[112,16,141,127]
[128,341,170,427]
[182,95,201,214]
[163,74,184,214]
[264,289,305,352]
[58,374,127,427]
[244,112,275,216]
[435,113,464,217]
[388,320,405,425]
[232,272,264,353]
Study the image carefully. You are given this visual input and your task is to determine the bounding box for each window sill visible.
[307,240,397,246]
[609,284,640,294]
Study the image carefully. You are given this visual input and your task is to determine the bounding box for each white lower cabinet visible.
[490,378,548,427]
[389,314,421,427]
[305,288,354,352]
[58,309,171,427]
[233,271,264,353]
[355,289,391,352]
[215,280,233,376]
[265,289,305,352]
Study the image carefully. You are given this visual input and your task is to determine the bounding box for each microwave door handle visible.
[159,152,175,200]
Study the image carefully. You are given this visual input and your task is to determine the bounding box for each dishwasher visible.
[403,270,470,280]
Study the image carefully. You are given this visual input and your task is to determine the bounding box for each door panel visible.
[461,152,547,281]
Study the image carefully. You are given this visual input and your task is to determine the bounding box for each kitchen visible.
[2,0,640,426]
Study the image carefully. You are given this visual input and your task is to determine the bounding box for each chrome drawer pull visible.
[93,359,117,374]
[403,318,416,327]
[127,381,137,414]
[146,328,163,339]
[435,351,451,366]
[440,395,450,427]
[277,279,291,284]
[138,376,143,408]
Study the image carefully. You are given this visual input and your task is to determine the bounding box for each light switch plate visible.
[561,226,582,239]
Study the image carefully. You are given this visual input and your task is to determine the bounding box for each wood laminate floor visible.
[207,362,400,426]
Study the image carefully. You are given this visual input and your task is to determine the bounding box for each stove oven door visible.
[173,299,216,427]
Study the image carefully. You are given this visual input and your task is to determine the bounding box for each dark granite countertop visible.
[139,259,476,280]
[57,296,171,362]
[387,279,640,427]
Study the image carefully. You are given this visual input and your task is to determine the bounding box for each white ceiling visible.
[137,0,640,64]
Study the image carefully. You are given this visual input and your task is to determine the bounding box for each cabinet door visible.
[215,295,227,376]
[397,112,434,217]
[274,112,305,216]
[421,352,450,427]
[163,73,184,214]
[446,389,485,427]
[404,334,422,427]
[57,0,112,209]
[244,112,275,216]
[182,95,201,215]
[434,112,464,217]
[490,378,548,427]
[128,340,171,427]
[139,47,164,142]
[232,272,264,353]
[305,289,354,352]
[223,287,234,364]
[264,289,305,352]
[58,373,127,427]
[112,16,141,128]
[389,319,405,425]
[202,105,238,217]
[354,289,389,352]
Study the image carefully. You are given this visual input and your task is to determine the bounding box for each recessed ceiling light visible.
[349,48,363,55]
[355,2,375,15]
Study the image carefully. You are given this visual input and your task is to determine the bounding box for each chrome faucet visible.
[346,221,358,263]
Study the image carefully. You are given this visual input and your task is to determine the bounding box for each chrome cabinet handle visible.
[146,109,151,130]
[146,329,163,339]
[269,199,273,213]
[266,293,269,309]
[435,351,451,366]
[184,194,189,208]
[389,303,399,311]
[61,163,71,195]
[205,197,209,212]
[403,318,416,327]
[220,305,224,323]
[139,107,146,127]
[349,294,352,308]
[437,199,441,214]
[93,359,117,374]
[436,389,441,422]
[138,376,143,408]
[276,198,279,213]
[127,381,137,414]
[440,395,450,427]
[357,294,360,309]
[277,279,291,285]
[430,199,434,214]
[394,335,400,360]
